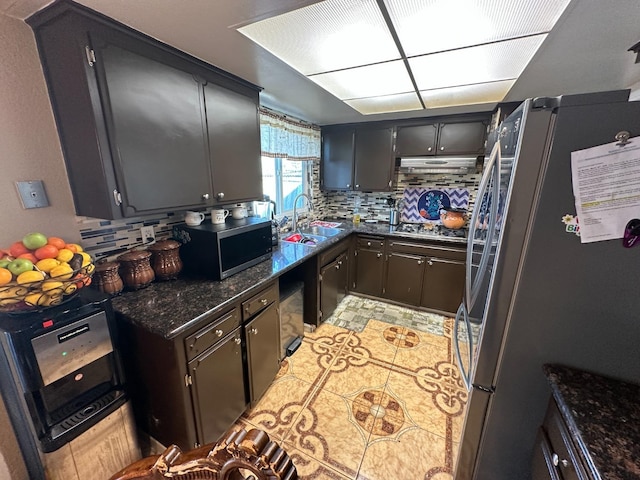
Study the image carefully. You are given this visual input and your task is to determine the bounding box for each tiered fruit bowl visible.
[0,263,95,312]
[0,232,95,313]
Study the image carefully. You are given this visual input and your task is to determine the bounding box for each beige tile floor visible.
[233,295,469,480]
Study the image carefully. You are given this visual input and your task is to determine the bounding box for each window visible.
[261,157,310,216]
[259,107,320,217]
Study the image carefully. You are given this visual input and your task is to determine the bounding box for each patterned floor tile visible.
[392,328,450,376]
[341,325,398,365]
[242,375,316,442]
[283,338,341,386]
[287,445,354,480]
[305,323,352,350]
[356,428,457,480]
[285,387,369,479]
[320,351,392,398]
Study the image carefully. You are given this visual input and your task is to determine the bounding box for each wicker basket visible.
[0,263,95,313]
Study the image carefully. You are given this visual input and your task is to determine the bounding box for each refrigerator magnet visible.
[562,214,580,236]
[623,218,640,248]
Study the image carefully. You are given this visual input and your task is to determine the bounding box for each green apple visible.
[7,258,34,276]
[0,258,10,269]
[22,232,47,250]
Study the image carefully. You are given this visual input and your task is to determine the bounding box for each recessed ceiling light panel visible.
[410,34,546,91]
[309,60,415,99]
[420,79,516,108]
[346,92,424,114]
[384,0,572,57]
[238,0,400,75]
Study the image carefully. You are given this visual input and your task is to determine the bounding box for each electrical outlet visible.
[140,226,156,245]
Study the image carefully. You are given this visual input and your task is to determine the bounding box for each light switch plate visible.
[16,181,49,209]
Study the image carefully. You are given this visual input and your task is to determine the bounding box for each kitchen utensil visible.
[251,199,276,219]
[211,209,229,224]
[185,211,205,226]
[440,207,467,229]
[231,205,248,219]
[147,240,183,280]
[117,250,155,290]
[388,197,400,226]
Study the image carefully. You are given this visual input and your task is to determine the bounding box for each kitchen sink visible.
[281,232,327,246]
[298,226,343,238]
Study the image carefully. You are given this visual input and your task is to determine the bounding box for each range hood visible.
[399,156,480,174]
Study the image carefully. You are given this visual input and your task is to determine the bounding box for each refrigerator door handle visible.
[466,142,501,308]
[454,302,472,391]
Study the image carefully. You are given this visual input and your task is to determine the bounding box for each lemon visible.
[24,292,49,307]
[36,258,60,273]
[63,283,78,295]
[56,249,74,263]
[79,252,92,267]
[0,286,28,304]
[42,281,64,295]
[50,264,74,281]
[17,270,45,285]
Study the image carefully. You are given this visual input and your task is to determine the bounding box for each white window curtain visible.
[259,107,321,161]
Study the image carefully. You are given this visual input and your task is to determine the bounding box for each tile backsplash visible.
[78,164,481,259]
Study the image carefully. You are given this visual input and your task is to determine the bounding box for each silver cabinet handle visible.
[427,146,433,152]
[215,329,223,337]
[335,264,340,270]
[217,192,224,200]
[250,327,258,335]
[202,193,210,200]
[376,252,383,258]
[234,337,241,345]
[355,184,360,188]
[417,259,423,265]
[346,183,350,188]
[428,260,433,266]
[552,454,569,468]
[440,146,445,151]
[367,241,372,247]
[260,298,268,305]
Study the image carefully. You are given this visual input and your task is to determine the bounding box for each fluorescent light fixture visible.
[237,0,572,115]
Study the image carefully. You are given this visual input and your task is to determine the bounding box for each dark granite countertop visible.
[111,221,467,340]
[544,364,640,479]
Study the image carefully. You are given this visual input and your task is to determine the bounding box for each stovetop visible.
[393,222,468,240]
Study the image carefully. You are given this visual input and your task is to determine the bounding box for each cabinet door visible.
[437,122,487,156]
[95,38,213,215]
[321,128,355,190]
[189,329,246,445]
[421,258,465,314]
[354,248,384,297]
[385,253,425,306]
[396,124,438,156]
[354,127,395,191]
[245,303,280,404]
[532,428,561,480]
[205,83,262,204]
[336,252,349,306]
[320,258,340,322]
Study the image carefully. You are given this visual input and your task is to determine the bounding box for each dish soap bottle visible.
[353,197,361,226]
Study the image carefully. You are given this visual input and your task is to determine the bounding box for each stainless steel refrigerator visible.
[453,90,640,480]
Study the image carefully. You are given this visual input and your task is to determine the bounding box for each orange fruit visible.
[35,244,59,260]
[18,253,38,264]
[47,237,66,249]
[0,268,11,286]
[64,244,78,253]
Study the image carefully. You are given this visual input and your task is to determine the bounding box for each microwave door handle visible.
[454,303,472,391]
[466,142,500,307]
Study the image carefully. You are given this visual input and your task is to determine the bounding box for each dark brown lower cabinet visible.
[532,399,589,480]
[353,236,385,297]
[420,257,465,313]
[188,328,245,445]
[319,252,348,321]
[385,252,424,306]
[244,302,280,405]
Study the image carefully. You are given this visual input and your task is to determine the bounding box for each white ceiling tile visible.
[384,0,572,57]
[420,79,515,108]
[238,0,400,75]
[410,34,546,91]
[309,60,414,99]
[345,91,424,114]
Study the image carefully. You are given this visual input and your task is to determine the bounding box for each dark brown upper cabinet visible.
[396,121,487,157]
[321,125,395,192]
[28,1,261,219]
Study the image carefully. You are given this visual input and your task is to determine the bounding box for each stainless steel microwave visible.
[173,217,272,280]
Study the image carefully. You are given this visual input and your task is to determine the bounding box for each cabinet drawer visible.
[542,400,588,480]
[242,282,279,321]
[388,239,465,261]
[356,236,384,250]
[185,307,241,361]
[319,237,351,266]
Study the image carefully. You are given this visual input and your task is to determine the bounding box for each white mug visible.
[211,209,230,224]
[231,206,248,219]
[184,211,205,226]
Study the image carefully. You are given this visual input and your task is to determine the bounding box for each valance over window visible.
[259,107,321,161]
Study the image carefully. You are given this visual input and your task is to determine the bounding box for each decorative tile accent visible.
[401,187,469,223]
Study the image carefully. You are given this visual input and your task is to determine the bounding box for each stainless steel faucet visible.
[292,193,313,232]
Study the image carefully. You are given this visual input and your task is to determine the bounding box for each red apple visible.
[9,242,30,258]
[18,253,38,264]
